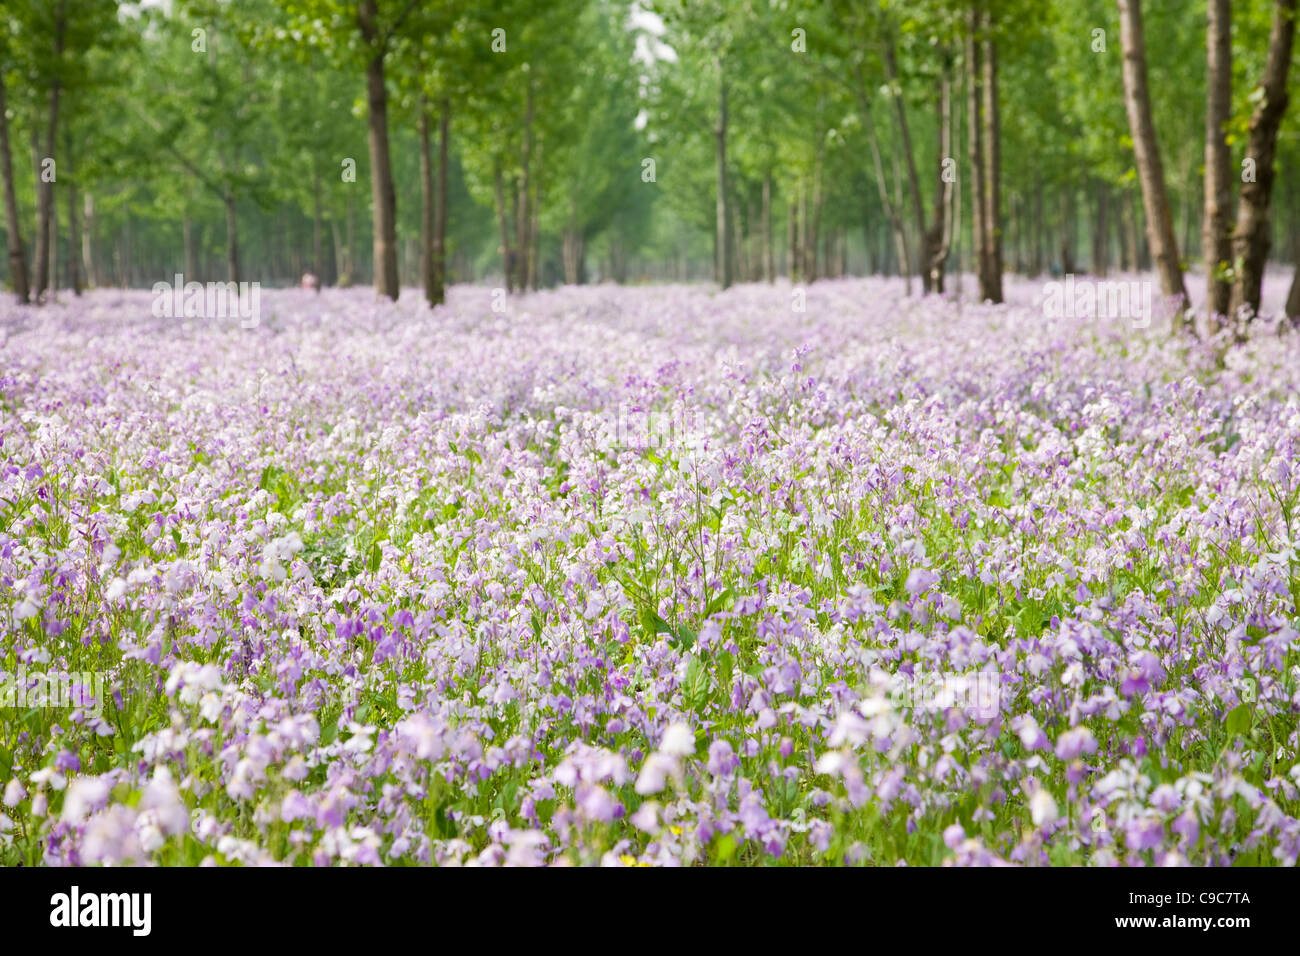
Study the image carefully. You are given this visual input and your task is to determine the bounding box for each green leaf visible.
[1225,704,1252,738]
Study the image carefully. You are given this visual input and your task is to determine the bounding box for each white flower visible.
[658,722,695,758]
[634,753,679,795]
[63,776,112,824]
[1030,789,1059,827]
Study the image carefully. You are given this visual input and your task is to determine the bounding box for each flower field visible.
[2,278,1300,866]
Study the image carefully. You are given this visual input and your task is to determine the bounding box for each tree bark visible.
[31,6,66,302]
[516,79,533,292]
[529,139,543,290]
[966,12,989,297]
[0,71,30,303]
[224,190,239,283]
[494,163,514,293]
[787,198,799,280]
[312,169,323,278]
[1092,180,1109,276]
[925,59,954,293]
[432,103,449,303]
[81,191,95,288]
[883,33,927,290]
[419,98,435,306]
[1228,0,1297,319]
[1117,0,1190,324]
[761,171,774,281]
[1203,0,1232,318]
[714,57,731,289]
[806,148,824,281]
[980,13,1003,302]
[359,0,399,300]
[66,156,79,295]
[183,215,198,281]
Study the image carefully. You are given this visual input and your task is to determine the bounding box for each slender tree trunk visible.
[419,98,435,307]
[1203,0,1232,318]
[432,103,449,303]
[224,190,239,283]
[853,60,911,294]
[494,163,514,293]
[980,13,1003,302]
[66,159,79,295]
[529,139,543,290]
[183,215,198,280]
[925,60,954,293]
[0,72,29,303]
[966,13,989,297]
[787,198,799,280]
[762,171,774,282]
[31,7,66,303]
[883,34,927,290]
[359,0,398,300]
[1092,180,1110,276]
[516,81,533,292]
[807,148,824,281]
[122,215,132,287]
[714,57,731,289]
[1229,0,1297,319]
[1118,0,1190,324]
[312,170,323,278]
[331,219,345,287]
[81,191,95,288]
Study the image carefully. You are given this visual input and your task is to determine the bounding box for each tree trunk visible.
[494,163,514,293]
[980,13,1003,302]
[925,59,954,293]
[714,57,731,289]
[787,198,799,280]
[1203,0,1232,318]
[0,71,29,303]
[807,149,824,281]
[312,170,323,278]
[883,34,927,290]
[762,171,774,282]
[81,191,95,288]
[419,99,435,307]
[66,155,80,295]
[359,0,398,300]
[562,219,585,285]
[343,192,356,287]
[1092,180,1109,276]
[432,104,449,303]
[183,215,198,280]
[516,80,533,292]
[1228,0,1297,320]
[966,12,989,297]
[331,219,345,287]
[529,139,543,290]
[1118,0,1190,324]
[31,8,66,303]
[223,191,239,283]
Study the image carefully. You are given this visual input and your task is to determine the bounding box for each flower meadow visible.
[2,277,1300,868]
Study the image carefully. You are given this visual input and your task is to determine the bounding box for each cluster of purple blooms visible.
[1,276,1298,866]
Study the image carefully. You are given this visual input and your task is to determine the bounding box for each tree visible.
[1228,0,1297,320]
[0,65,30,303]
[1117,0,1189,326]
[1203,0,1232,320]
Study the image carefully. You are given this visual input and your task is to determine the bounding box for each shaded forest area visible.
[4,0,1300,329]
